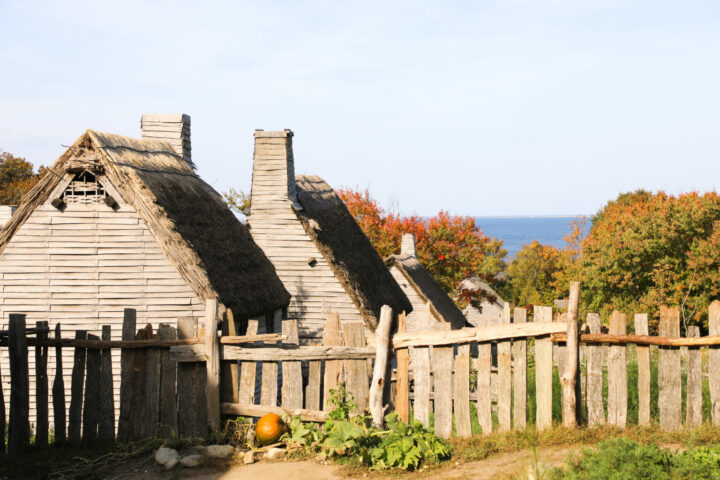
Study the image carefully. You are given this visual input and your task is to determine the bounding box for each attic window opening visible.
[62,171,107,204]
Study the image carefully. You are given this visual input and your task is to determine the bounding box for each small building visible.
[0,114,290,423]
[385,234,468,331]
[248,130,412,343]
[460,275,506,326]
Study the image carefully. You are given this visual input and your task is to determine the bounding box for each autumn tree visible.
[338,187,507,308]
[0,150,45,204]
[223,187,252,218]
[503,240,564,308]
[577,190,720,330]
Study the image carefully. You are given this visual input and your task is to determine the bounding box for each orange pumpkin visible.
[255,413,286,446]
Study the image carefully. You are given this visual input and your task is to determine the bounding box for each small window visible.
[62,171,107,204]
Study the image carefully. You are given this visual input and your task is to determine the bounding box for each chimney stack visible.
[141,114,193,168]
[250,130,301,216]
[401,233,417,257]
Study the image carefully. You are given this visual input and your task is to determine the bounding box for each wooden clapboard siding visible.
[388,265,445,332]
[0,200,205,430]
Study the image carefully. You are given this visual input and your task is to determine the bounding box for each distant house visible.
[385,233,468,331]
[247,130,412,343]
[0,114,290,423]
[460,275,506,326]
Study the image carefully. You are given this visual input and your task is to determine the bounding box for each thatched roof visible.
[459,276,505,310]
[385,254,468,329]
[0,130,290,318]
[294,175,413,329]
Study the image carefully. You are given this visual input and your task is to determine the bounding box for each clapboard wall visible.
[0,193,205,427]
[248,132,365,344]
[388,265,445,332]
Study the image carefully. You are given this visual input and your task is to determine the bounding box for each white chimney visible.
[250,129,301,215]
[141,114,193,168]
[401,233,417,257]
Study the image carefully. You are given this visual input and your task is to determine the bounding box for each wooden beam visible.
[392,322,567,348]
[221,402,328,423]
[219,345,377,362]
[554,332,720,347]
[220,333,286,344]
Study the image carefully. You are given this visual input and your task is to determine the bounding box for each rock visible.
[205,444,235,459]
[265,447,286,460]
[180,454,204,468]
[155,447,179,470]
[243,450,255,464]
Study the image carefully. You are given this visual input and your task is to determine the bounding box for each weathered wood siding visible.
[389,265,445,332]
[0,195,205,428]
[249,133,365,344]
[463,300,503,327]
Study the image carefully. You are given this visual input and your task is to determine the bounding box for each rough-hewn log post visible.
[561,282,581,427]
[710,301,720,425]
[205,298,221,433]
[394,312,410,423]
[369,306,393,428]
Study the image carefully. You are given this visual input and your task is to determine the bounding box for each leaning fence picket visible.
[453,344,471,437]
[659,306,681,431]
[52,323,66,444]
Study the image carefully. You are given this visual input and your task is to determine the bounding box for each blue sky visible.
[1,0,719,216]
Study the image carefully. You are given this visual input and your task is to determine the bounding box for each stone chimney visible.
[141,114,193,168]
[401,233,417,257]
[250,129,301,215]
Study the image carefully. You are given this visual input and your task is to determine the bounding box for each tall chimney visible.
[401,233,417,257]
[250,129,301,215]
[141,114,193,168]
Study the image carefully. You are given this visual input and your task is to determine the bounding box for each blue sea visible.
[474,216,587,258]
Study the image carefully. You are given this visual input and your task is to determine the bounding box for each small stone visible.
[205,444,235,459]
[243,451,255,464]
[265,447,286,460]
[155,447,179,470]
[180,454,204,468]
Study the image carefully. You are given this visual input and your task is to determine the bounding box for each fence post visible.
[534,306,553,430]
[52,324,66,443]
[344,323,370,413]
[512,308,528,429]
[68,330,87,443]
[35,320,49,447]
[8,313,30,453]
[586,313,605,426]
[239,318,259,406]
[98,325,115,441]
[205,298,221,433]
[83,333,101,442]
[0,326,4,454]
[686,325,702,428]
[634,314,650,426]
[454,343,471,437]
[369,306,393,428]
[561,281,581,428]
[710,301,720,426]
[158,323,178,438]
[395,312,410,423]
[607,311,627,428]
[117,308,136,443]
[497,303,512,432]
[659,306,681,431]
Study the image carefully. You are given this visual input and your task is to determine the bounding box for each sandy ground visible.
[103,446,577,480]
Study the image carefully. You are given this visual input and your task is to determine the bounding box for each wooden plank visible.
[454,344,471,437]
[534,306,553,430]
[323,309,343,411]
[98,325,115,441]
[710,301,720,426]
[68,330,87,443]
[686,325,702,428]
[145,331,161,438]
[607,311,628,428]
[238,319,259,405]
[220,308,239,404]
[220,333,286,345]
[513,308,528,430]
[158,324,178,438]
[282,320,303,409]
[222,402,328,423]
[497,304,512,432]
[433,346,453,438]
[116,308,136,443]
[395,312,410,424]
[561,282,581,428]
[369,306,393,427]
[586,313,605,426]
[393,322,568,348]
[82,333,101,442]
[634,313,650,426]
[260,360,278,407]
[306,360,321,411]
[0,324,4,453]
[658,306,681,431]
[220,345,377,362]
[411,345,431,428]
[129,325,150,441]
[344,323,369,413]
[177,317,206,438]
[52,323,66,443]
[8,313,30,452]
[205,299,221,433]
[35,321,49,447]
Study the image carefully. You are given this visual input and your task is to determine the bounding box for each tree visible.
[503,240,564,308]
[338,187,507,308]
[0,150,45,204]
[222,187,252,218]
[576,190,720,331]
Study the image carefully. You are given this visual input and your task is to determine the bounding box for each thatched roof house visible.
[459,275,506,327]
[0,114,290,423]
[385,234,468,331]
[248,130,412,343]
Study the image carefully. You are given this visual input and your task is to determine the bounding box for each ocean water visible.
[475,216,585,258]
